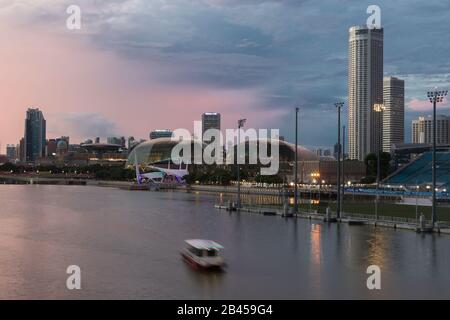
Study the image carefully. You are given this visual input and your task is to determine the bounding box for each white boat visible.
[181,239,225,269]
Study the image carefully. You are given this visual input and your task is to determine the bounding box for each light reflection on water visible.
[0,185,449,299]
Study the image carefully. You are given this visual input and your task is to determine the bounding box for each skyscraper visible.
[24,108,46,162]
[412,115,450,144]
[201,112,221,143]
[382,77,405,152]
[348,26,384,160]
[6,144,16,161]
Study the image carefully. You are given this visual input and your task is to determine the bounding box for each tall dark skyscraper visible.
[201,112,221,143]
[383,77,405,152]
[24,108,46,162]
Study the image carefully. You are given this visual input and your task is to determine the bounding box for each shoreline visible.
[1,177,449,234]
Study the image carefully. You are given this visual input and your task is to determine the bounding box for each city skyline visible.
[0,1,449,153]
[1,2,450,302]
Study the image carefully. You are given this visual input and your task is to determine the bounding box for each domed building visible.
[229,138,318,162]
[56,140,68,156]
[126,138,206,169]
[125,137,366,184]
[227,138,318,180]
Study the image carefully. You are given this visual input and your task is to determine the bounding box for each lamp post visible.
[415,184,419,223]
[427,89,448,227]
[373,103,385,221]
[237,118,247,209]
[341,125,346,215]
[294,107,299,214]
[320,179,325,201]
[335,102,344,219]
[310,172,320,212]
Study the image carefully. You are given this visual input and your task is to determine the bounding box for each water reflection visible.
[365,228,388,268]
[310,224,322,268]
[184,263,225,299]
[0,185,449,299]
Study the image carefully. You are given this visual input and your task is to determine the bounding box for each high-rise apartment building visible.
[382,77,405,152]
[412,115,450,144]
[6,144,16,161]
[201,112,221,143]
[24,108,46,162]
[348,26,384,160]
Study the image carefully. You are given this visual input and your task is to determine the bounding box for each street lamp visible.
[320,179,325,201]
[294,107,299,214]
[335,102,344,219]
[341,124,346,215]
[427,89,448,227]
[237,118,247,209]
[310,172,320,212]
[373,103,385,221]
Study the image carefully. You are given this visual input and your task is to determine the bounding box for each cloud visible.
[1,0,450,149]
[407,98,450,112]
[54,113,121,139]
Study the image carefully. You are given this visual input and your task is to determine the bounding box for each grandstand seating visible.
[384,152,450,187]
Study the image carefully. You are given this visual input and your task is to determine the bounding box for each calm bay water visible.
[0,185,449,299]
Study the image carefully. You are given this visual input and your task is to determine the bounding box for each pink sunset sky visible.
[0,10,286,152]
[1,1,449,152]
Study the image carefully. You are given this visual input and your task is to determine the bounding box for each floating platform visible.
[416,226,434,233]
[128,184,150,191]
[348,220,365,226]
[213,204,450,235]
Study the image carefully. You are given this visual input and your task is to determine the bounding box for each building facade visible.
[24,108,46,162]
[107,136,126,147]
[149,129,173,140]
[382,77,405,152]
[201,113,221,142]
[412,115,450,145]
[6,144,16,161]
[348,26,384,161]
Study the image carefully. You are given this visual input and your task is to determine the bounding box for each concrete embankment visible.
[186,184,287,195]
[214,204,450,235]
[0,175,134,189]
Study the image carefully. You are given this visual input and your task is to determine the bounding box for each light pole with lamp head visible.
[335,102,344,219]
[294,107,299,214]
[237,118,247,209]
[427,89,448,227]
[373,103,385,221]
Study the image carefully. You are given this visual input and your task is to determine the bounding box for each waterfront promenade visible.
[1,174,449,226]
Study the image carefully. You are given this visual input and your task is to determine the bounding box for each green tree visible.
[364,152,392,180]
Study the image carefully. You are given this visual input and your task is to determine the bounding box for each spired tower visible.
[348,26,384,161]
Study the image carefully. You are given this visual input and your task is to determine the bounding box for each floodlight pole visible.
[373,103,385,221]
[237,119,246,209]
[335,102,344,219]
[294,107,299,214]
[341,125,346,215]
[432,94,436,227]
[427,89,448,227]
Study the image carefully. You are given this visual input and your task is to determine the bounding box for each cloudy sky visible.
[0,0,449,152]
